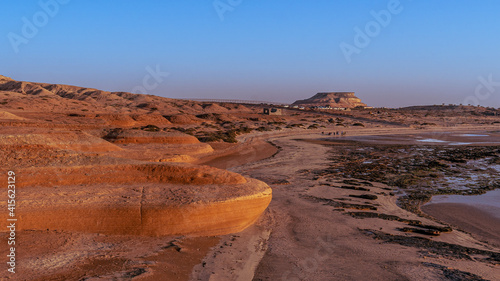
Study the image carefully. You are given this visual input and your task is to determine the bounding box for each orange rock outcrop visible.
[0,76,272,237]
[1,164,271,236]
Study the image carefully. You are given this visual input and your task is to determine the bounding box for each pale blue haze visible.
[1,0,499,107]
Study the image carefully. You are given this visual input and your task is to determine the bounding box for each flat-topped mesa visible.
[292,92,367,108]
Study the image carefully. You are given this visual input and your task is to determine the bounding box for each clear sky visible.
[1,0,499,107]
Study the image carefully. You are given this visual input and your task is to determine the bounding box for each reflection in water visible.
[417,138,447,143]
[336,132,499,146]
[459,134,489,137]
[426,189,500,219]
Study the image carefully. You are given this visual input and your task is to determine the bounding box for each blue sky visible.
[1,0,499,107]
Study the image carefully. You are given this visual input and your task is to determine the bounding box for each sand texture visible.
[1,76,500,280]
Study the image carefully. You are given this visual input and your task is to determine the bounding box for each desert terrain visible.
[1,75,500,280]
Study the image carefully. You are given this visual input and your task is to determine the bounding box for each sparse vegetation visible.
[256,126,271,132]
[286,123,304,128]
[307,124,319,129]
[142,124,160,132]
[197,130,237,143]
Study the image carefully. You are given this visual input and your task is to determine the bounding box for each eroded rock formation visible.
[0,76,272,237]
[2,163,271,236]
[292,92,367,108]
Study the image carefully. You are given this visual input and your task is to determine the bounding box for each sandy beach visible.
[192,128,500,281]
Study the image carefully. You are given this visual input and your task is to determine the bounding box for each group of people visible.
[322,131,347,136]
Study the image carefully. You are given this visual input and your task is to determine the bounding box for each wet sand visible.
[322,131,500,146]
[200,139,278,169]
[425,190,500,216]
[421,203,500,248]
[194,130,500,281]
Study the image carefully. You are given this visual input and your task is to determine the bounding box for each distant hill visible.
[292,92,366,108]
[0,76,251,115]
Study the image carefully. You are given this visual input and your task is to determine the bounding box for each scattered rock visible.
[362,229,500,263]
[346,212,421,225]
[398,227,441,236]
[348,194,378,200]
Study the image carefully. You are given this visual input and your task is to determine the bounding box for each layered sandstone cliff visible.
[1,163,271,236]
[0,76,272,237]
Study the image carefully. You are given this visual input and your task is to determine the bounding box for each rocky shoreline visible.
[210,130,500,280]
